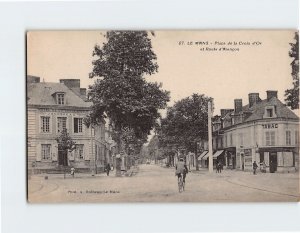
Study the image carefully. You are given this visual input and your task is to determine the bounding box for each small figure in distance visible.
[260,161,266,173]
[253,161,258,175]
[70,167,75,178]
[105,163,111,176]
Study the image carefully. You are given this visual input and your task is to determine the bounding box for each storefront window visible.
[283,152,293,167]
[277,152,284,166]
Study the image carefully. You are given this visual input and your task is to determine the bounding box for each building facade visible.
[213,91,299,173]
[209,90,299,173]
[27,76,111,174]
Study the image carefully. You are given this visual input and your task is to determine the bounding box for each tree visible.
[55,129,76,178]
[285,31,299,109]
[157,94,213,154]
[90,31,158,78]
[88,31,170,161]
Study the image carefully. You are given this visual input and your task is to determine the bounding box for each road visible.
[28,164,299,203]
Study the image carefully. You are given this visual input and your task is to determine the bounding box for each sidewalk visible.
[30,166,140,180]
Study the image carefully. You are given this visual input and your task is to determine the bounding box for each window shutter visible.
[36,144,41,161]
[52,143,58,161]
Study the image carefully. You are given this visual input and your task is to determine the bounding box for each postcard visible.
[27,30,299,202]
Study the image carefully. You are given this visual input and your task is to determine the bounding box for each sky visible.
[27,30,297,116]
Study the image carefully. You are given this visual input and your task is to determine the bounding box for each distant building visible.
[200,90,299,173]
[27,76,112,174]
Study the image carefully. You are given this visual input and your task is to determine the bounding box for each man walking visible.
[105,163,111,176]
[253,161,258,175]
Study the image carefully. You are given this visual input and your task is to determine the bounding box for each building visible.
[208,90,299,173]
[27,76,110,174]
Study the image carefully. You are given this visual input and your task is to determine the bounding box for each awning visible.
[213,150,224,158]
[202,150,224,160]
[197,151,208,160]
[202,151,211,160]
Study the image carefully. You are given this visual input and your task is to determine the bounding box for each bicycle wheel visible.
[178,176,183,193]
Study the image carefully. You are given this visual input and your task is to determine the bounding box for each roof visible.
[243,97,299,122]
[27,82,92,108]
[218,97,298,126]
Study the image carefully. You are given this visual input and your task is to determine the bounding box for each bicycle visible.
[178,173,185,193]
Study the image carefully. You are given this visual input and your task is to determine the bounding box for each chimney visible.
[266,90,278,100]
[60,79,80,95]
[248,93,260,107]
[80,88,87,100]
[234,99,243,113]
[220,109,234,117]
[27,75,40,83]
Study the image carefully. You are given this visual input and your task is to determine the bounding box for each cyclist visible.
[175,158,188,184]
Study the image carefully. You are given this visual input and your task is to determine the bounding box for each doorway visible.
[269,152,277,173]
[58,149,68,166]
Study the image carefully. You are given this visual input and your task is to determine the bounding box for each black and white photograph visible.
[26,30,299,203]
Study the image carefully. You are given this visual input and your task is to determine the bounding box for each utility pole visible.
[208,101,213,173]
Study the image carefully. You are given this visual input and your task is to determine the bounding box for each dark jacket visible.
[253,162,258,169]
[106,164,111,171]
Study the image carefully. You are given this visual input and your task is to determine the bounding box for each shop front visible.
[258,147,297,173]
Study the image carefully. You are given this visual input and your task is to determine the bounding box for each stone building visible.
[207,90,299,173]
[27,76,111,174]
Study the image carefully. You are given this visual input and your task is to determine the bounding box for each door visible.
[58,149,68,166]
[269,152,277,173]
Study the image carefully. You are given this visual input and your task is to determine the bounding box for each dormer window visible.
[57,93,65,105]
[263,106,277,118]
[267,109,273,117]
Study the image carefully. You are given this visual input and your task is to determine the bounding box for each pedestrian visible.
[216,161,220,173]
[260,161,266,173]
[105,163,111,176]
[253,161,258,175]
[70,167,75,178]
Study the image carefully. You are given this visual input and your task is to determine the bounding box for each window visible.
[295,131,299,145]
[57,93,65,105]
[264,106,277,118]
[265,131,275,146]
[224,136,227,147]
[266,109,273,117]
[41,116,50,133]
[41,144,51,160]
[239,133,243,146]
[283,152,294,167]
[218,138,222,148]
[230,134,233,146]
[286,131,291,145]
[75,144,84,159]
[57,117,67,133]
[74,118,83,133]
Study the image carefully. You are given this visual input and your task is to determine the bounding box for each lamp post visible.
[208,101,213,173]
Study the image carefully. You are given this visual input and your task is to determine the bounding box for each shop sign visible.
[262,123,278,129]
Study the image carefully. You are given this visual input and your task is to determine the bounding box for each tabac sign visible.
[262,123,278,129]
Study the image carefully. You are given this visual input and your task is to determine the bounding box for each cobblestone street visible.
[28,164,299,203]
